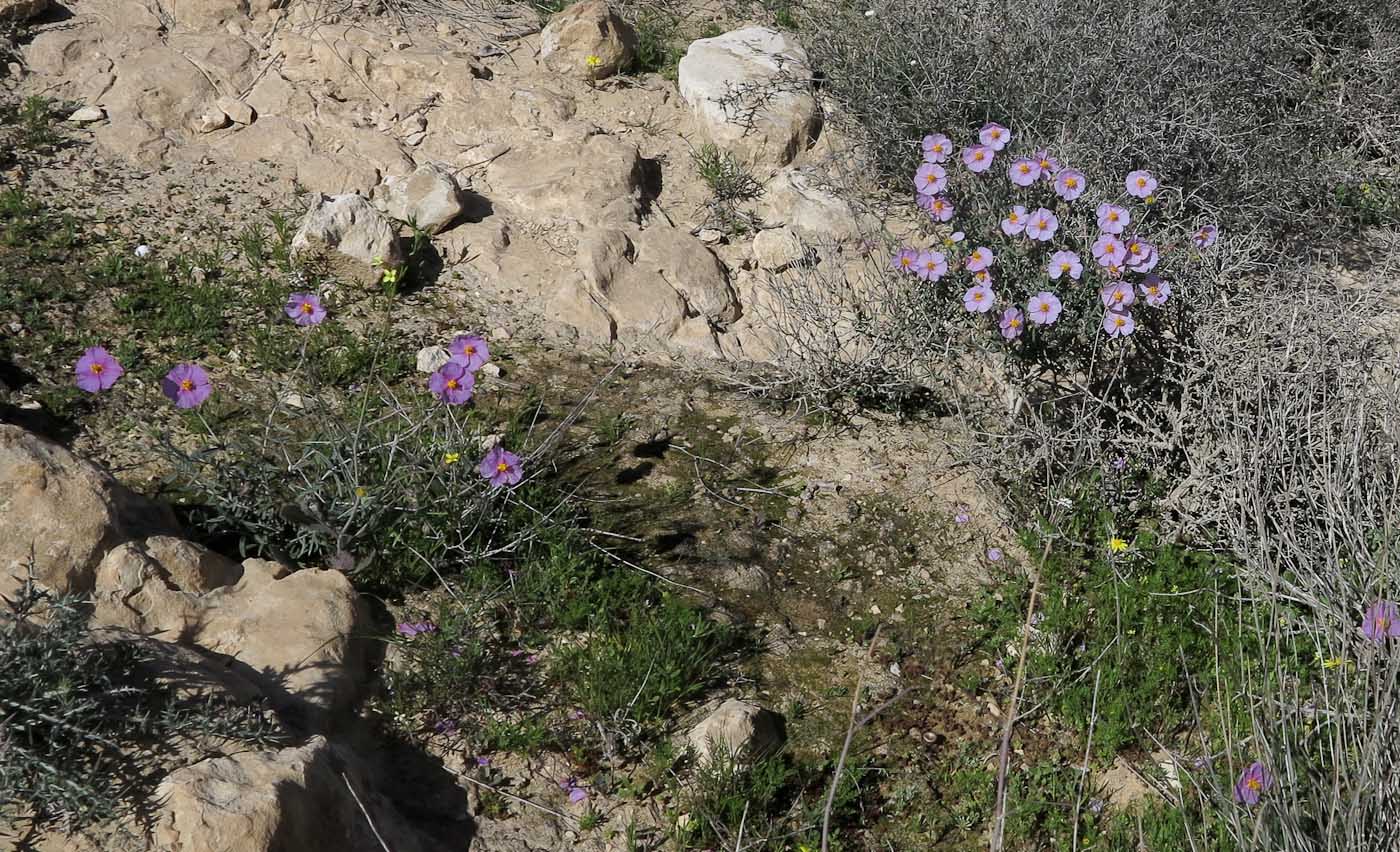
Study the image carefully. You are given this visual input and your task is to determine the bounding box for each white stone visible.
[678,27,821,168]
[66,106,106,123]
[372,163,464,234]
[290,194,406,289]
[752,226,805,271]
[687,698,786,765]
[416,345,450,373]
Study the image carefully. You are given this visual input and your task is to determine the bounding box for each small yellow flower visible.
[1143,194,1157,205]
[585,54,603,68]
[1108,537,1130,553]
[381,267,400,286]
[1322,656,1347,670]
[444,452,461,465]
[354,486,367,498]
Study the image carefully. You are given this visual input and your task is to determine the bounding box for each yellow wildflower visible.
[1108,537,1130,553]
[444,451,461,465]
[585,54,603,68]
[354,486,367,498]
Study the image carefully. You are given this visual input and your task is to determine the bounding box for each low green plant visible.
[552,594,734,733]
[0,577,278,830]
[691,143,764,233]
[677,744,796,849]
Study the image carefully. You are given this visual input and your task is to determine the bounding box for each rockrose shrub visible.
[798,0,1400,248]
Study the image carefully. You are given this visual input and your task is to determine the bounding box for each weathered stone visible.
[484,135,645,225]
[757,167,862,244]
[216,95,255,125]
[196,108,231,133]
[290,193,405,288]
[67,106,106,123]
[545,279,616,344]
[539,0,637,80]
[687,698,786,765]
[94,554,368,727]
[153,737,435,852]
[678,27,821,169]
[416,345,451,373]
[631,225,738,324]
[0,425,177,600]
[372,163,463,234]
[752,225,805,271]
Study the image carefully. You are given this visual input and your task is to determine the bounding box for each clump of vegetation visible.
[0,578,279,830]
[798,0,1400,247]
[691,142,764,234]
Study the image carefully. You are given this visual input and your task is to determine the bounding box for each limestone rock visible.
[153,737,435,852]
[416,345,451,373]
[94,553,368,727]
[196,108,231,133]
[291,194,405,288]
[545,279,616,344]
[757,167,862,244]
[687,698,786,765]
[216,95,255,125]
[0,425,177,600]
[678,27,821,169]
[372,163,463,234]
[752,226,805,271]
[631,225,738,325]
[540,0,638,80]
[66,106,106,123]
[484,135,645,225]
[0,0,48,20]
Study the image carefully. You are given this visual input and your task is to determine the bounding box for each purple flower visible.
[1126,170,1158,199]
[961,144,994,173]
[1025,208,1059,242]
[162,363,212,409]
[1028,292,1062,325]
[434,718,459,734]
[998,307,1025,340]
[1141,274,1172,307]
[963,284,995,314]
[559,778,589,804]
[1110,456,1128,471]
[1033,149,1060,179]
[921,133,952,163]
[986,547,1004,562]
[1048,251,1082,281]
[954,508,970,525]
[1054,168,1087,201]
[448,334,491,372]
[924,195,955,222]
[396,620,438,638]
[480,445,524,488]
[979,122,1011,151]
[1103,309,1135,338]
[74,346,124,393]
[1100,281,1136,309]
[1001,205,1028,236]
[1194,224,1219,248]
[892,247,919,274]
[475,756,493,767]
[284,292,327,326]
[915,250,948,281]
[429,361,475,405]
[1233,761,1272,806]
[966,246,995,273]
[971,268,993,288]
[1096,203,1130,235]
[1008,158,1041,187]
[915,162,948,196]
[1123,237,1158,272]
[1362,600,1400,643]
[1092,234,1127,266]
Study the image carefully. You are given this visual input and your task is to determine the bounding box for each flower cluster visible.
[894,122,1218,343]
[74,299,526,491]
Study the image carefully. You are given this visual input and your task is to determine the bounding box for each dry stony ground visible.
[0,0,1054,849]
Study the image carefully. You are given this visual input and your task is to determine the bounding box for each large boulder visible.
[539,0,638,80]
[629,225,738,325]
[153,737,436,852]
[372,163,464,234]
[290,194,406,288]
[0,425,177,600]
[484,135,646,225]
[678,27,821,169]
[93,555,368,729]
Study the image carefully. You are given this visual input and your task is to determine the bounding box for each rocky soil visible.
[0,0,1026,849]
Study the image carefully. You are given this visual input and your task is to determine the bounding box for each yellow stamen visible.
[90,363,104,374]
[180,379,194,391]
[496,462,509,473]
[301,302,314,314]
